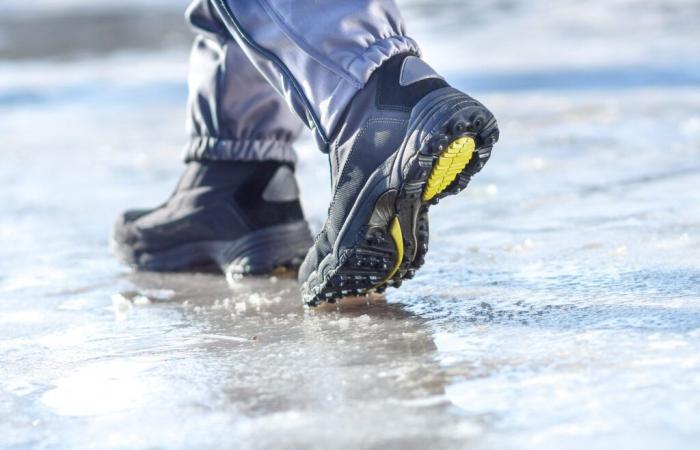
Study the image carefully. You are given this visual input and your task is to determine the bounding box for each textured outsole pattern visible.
[304,102,498,305]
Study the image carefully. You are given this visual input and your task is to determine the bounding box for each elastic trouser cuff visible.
[321,36,421,141]
[183,136,297,163]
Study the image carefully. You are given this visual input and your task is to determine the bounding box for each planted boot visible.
[113,160,313,275]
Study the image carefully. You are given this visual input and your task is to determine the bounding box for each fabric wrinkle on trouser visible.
[185,0,419,160]
[210,0,420,147]
[184,0,304,163]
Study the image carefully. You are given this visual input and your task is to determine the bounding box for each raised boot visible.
[299,54,499,305]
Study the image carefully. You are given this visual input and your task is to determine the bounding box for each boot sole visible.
[113,221,313,275]
[302,92,497,305]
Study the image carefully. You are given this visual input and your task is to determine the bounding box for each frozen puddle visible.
[5,272,479,449]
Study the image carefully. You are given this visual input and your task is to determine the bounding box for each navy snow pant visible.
[183,0,420,163]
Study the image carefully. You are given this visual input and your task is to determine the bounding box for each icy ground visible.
[1,1,700,449]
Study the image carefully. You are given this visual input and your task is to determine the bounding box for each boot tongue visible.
[399,55,444,86]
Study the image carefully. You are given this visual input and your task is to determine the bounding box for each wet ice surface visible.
[1,1,700,449]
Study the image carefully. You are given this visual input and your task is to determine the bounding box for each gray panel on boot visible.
[399,56,443,86]
[262,166,301,202]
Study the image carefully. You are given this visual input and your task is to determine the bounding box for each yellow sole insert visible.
[378,216,404,285]
[422,136,476,202]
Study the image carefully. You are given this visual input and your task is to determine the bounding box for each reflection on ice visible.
[41,359,161,417]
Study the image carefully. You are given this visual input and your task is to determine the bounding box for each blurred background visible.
[1,1,699,449]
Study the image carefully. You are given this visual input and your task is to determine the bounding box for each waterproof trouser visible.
[183,0,419,162]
